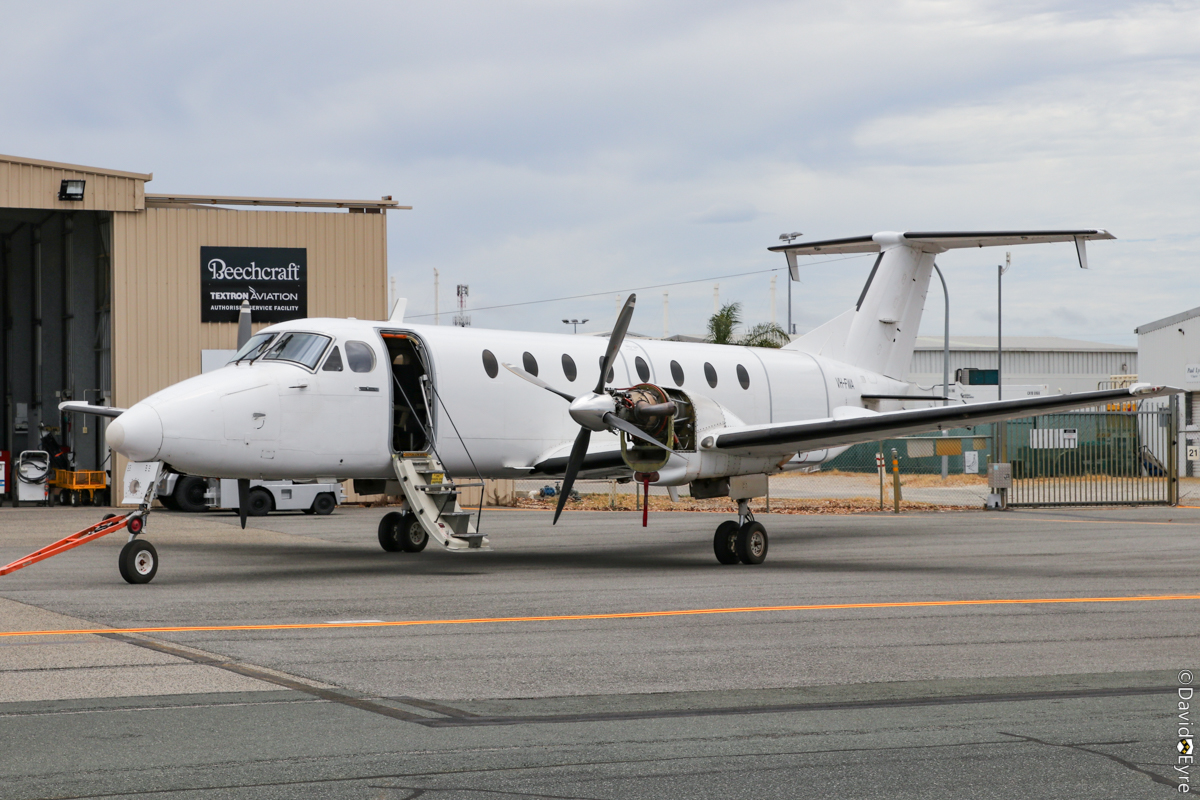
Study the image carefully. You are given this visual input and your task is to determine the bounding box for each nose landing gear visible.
[712,499,769,565]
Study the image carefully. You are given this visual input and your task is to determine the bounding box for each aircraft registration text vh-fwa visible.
[58,229,1178,583]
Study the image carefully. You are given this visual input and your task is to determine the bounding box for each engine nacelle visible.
[615,386,792,489]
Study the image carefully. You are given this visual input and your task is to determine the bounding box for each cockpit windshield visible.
[228,333,276,365]
[259,332,331,370]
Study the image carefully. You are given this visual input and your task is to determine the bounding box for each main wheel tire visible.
[713,520,741,565]
[246,488,273,516]
[377,511,404,552]
[173,476,209,513]
[312,493,336,516]
[399,512,429,552]
[119,539,158,584]
[158,493,180,511]
[736,521,768,565]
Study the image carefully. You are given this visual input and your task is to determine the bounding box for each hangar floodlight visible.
[562,319,589,334]
[58,179,86,201]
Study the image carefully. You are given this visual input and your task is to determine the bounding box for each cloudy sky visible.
[3,1,1197,344]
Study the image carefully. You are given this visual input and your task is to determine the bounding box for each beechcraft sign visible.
[200,246,307,323]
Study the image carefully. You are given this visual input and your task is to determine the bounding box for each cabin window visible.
[598,357,614,384]
[670,360,684,385]
[345,341,376,373]
[704,362,718,388]
[562,354,577,382]
[737,364,750,389]
[260,332,331,370]
[321,346,344,372]
[482,349,499,378]
[523,351,539,376]
[635,356,650,382]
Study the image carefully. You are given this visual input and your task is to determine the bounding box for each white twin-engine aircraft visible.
[63,229,1176,582]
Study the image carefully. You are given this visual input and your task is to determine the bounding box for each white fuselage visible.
[109,317,911,485]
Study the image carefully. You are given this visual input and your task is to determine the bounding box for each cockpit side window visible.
[345,341,376,373]
[321,346,344,372]
[260,332,331,370]
[228,332,276,364]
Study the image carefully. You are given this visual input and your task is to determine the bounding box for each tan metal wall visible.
[110,205,388,491]
[111,205,387,404]
[0,154,147,212]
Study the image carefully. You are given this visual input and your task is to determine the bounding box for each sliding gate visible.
[1003,400,1176,507]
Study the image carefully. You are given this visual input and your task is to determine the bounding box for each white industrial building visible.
[1135,307,1199,481]
[907,336,1137,396]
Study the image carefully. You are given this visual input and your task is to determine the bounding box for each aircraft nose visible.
[106,405,164,462]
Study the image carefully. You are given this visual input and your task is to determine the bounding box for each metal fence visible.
[1002,404,1175,506]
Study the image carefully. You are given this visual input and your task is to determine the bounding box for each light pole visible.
[779,232,802,336]
[932,262,950,479]
[562,318,588,334]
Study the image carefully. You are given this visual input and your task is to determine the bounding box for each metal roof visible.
[0,153,152,181]
[913,335,1135,352]
[145,193,408,211]
[1134,306,1200,336]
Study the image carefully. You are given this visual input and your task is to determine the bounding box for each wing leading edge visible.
[709,385,1178,458]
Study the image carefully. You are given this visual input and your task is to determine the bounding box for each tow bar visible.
[0,512,143,576]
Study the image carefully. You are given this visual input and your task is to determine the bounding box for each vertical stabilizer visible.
[788,234,934,380]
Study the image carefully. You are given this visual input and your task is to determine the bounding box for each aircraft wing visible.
[709,384,1178,458]
[59,401,127,419]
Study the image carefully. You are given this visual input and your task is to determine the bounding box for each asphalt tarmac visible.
[0,503,1195,798]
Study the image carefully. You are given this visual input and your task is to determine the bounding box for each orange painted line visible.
[2,594,1199,639]
[1017,516,1194,526]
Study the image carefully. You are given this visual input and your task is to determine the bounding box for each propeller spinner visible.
[503,293,675,523]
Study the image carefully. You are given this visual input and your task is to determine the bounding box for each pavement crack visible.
[998,731,1179,789]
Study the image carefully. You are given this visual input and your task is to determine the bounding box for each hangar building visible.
[907,335,1137,395]
[0,153,401,498]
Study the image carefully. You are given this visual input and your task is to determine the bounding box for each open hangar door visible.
[1,208,112,502]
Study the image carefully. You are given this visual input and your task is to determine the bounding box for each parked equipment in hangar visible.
[13,451,51,507]
[38,228,1182,584]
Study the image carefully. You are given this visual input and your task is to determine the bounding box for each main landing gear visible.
[712,499,768,565]
[377,511,429,553]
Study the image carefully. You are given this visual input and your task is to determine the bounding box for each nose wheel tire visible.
[713,521,741,565]
[119,539,158,584]
[378,512,404,552]
[736,521,768,565]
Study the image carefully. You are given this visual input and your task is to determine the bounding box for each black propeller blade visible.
[596,294,636,393]
[502,364,577,402]
[237,478,250,529]
[602,412,673,453]
[554,427,591,524]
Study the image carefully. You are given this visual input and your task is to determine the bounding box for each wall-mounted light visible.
[58,179,85,201]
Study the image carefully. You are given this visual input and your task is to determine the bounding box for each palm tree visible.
[705,302,789,348]
[706,302,742,344]
[739,321,790,348]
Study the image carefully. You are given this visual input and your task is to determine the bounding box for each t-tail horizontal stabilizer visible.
[770,229,1115,381]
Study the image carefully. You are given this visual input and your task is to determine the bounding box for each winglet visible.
[389,297,407,322]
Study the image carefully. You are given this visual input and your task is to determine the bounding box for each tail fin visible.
[772,229,1114,381]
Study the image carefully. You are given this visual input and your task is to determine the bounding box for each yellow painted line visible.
[2,594,1199,639]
